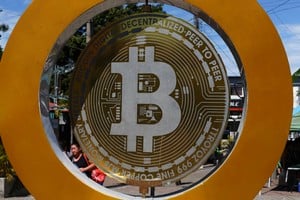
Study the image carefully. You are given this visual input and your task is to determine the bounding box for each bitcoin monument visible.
[71,13,229,190]
[0,0,292,199]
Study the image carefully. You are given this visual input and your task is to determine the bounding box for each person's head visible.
[70,143,82,158]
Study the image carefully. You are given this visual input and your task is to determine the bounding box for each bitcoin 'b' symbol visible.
[110,46,181,153]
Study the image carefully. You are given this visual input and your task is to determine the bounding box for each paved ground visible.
[1,166,300,199]
[255,179,300,200]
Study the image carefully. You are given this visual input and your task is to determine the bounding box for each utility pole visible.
[86,20,93,43]
[143,0,151,12]
[194,15,199,29]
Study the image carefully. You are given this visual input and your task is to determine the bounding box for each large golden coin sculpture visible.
[0,0,292,199]
[71,12,229,188]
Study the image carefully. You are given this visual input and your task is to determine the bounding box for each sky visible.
[0,0,300,75]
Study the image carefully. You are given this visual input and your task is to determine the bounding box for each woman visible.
[70,143,95,178]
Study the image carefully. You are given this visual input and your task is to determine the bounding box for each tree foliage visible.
[0,24,9,32]
[0,46,3,60]
[0,24,9,60]
[57,4,164,65]
[52,4,164,98]
[92,4,164,33]
[0,137,14,180]
[0,21,12,179]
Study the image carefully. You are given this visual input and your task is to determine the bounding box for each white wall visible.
[293,86,299,108]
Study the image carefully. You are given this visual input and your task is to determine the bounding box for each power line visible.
[266,0,291,13]
[260,0,300,14]
[273,13,300,41]
[268,5,300,14]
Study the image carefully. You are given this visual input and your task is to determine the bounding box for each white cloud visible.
[277,24,300,74]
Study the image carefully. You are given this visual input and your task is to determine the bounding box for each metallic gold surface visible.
[0,0,292,199]
[71,13,229,186]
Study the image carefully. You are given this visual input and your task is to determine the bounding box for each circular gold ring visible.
[0,0,292,199]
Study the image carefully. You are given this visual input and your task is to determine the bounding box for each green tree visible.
[0,24,9,60]
[0,22,12,179]
[57,4,163,65]
[0,46,3,60]
[92,4,164,33]
[52,3,164,98]
[0,137,14,180]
